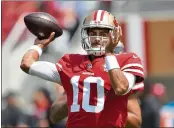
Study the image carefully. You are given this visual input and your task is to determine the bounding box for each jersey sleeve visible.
[121,53,144,83]
[121,53,144,93]
[55,54,72,86]
[55,54,70,72]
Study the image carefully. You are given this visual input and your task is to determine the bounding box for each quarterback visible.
[50,42,143,128]
[20,10,144,128]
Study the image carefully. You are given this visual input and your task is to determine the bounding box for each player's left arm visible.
[126,93,142,128]
[105,27,138,95]
[49,92,68,124]
[105,56,133,95]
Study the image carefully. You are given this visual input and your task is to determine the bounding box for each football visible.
[24,12,63,40]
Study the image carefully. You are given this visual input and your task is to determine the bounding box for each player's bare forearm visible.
[20,33,55,73]
[104,25,128,95]
[107,67,129,95]
[126,94,142,128]
[20,50,39,73]
[20,44,43,73]
[50,100,68,124]
[49,94,68,124]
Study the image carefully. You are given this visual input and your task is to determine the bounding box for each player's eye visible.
[101,33,108,37]
[88,32,96,36]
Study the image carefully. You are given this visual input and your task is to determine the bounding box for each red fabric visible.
[120,52,144,94]
[55,53,144,128]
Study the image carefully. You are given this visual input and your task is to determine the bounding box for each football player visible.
[20,10,144,128]
[49,42,143,128]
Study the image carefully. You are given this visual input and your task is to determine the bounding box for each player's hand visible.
[34,32,55,49]
[105,26,122,54]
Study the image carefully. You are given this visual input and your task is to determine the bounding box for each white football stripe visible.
[96,10,103,21]
[123,69,144,76]
[121,63,143,70]
[132,82,144,90]
[56,63,62,68]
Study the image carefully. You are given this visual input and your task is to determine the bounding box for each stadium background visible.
[2,1,174,127]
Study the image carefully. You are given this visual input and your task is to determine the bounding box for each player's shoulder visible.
[116,52,140,60]
[60,54,87,63]
[62,53,86,59]
[116,52,143,69]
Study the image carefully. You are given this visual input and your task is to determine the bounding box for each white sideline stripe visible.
[121,63,143,70]
[132,83,144,90]
[56,63,62,68]
[123,69,144,76]
[96,10,102,21]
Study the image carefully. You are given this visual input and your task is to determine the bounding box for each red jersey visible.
[56,53,144,128]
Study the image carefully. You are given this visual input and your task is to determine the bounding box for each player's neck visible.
[88,55,104,62]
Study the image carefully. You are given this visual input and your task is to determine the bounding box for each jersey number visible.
[70,76,105,113]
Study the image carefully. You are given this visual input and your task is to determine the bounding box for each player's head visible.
[81,10,122,56]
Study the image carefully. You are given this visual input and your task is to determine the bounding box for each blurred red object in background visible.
[2,1,38,43]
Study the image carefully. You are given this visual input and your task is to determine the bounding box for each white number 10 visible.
[70,76,105,113]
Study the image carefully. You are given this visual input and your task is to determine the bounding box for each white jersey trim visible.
[132,82,144,90]
[56,63,62,69]
[121,63,143,70]
[122,69,144,76]
[122,72,136,95]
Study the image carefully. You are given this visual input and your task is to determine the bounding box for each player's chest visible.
[68,61,111,91]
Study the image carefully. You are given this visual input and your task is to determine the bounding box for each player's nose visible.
[95,37,101,43]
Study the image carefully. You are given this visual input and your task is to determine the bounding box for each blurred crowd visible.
[2,1,174,128]
[2,88,65,127]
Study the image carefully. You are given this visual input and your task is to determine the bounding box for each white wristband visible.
[28,45,43,57]
[105,55,120,71]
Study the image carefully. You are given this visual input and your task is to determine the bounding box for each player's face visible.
[87,28,109,48]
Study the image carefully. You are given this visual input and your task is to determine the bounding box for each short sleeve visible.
[121,53,144,83]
